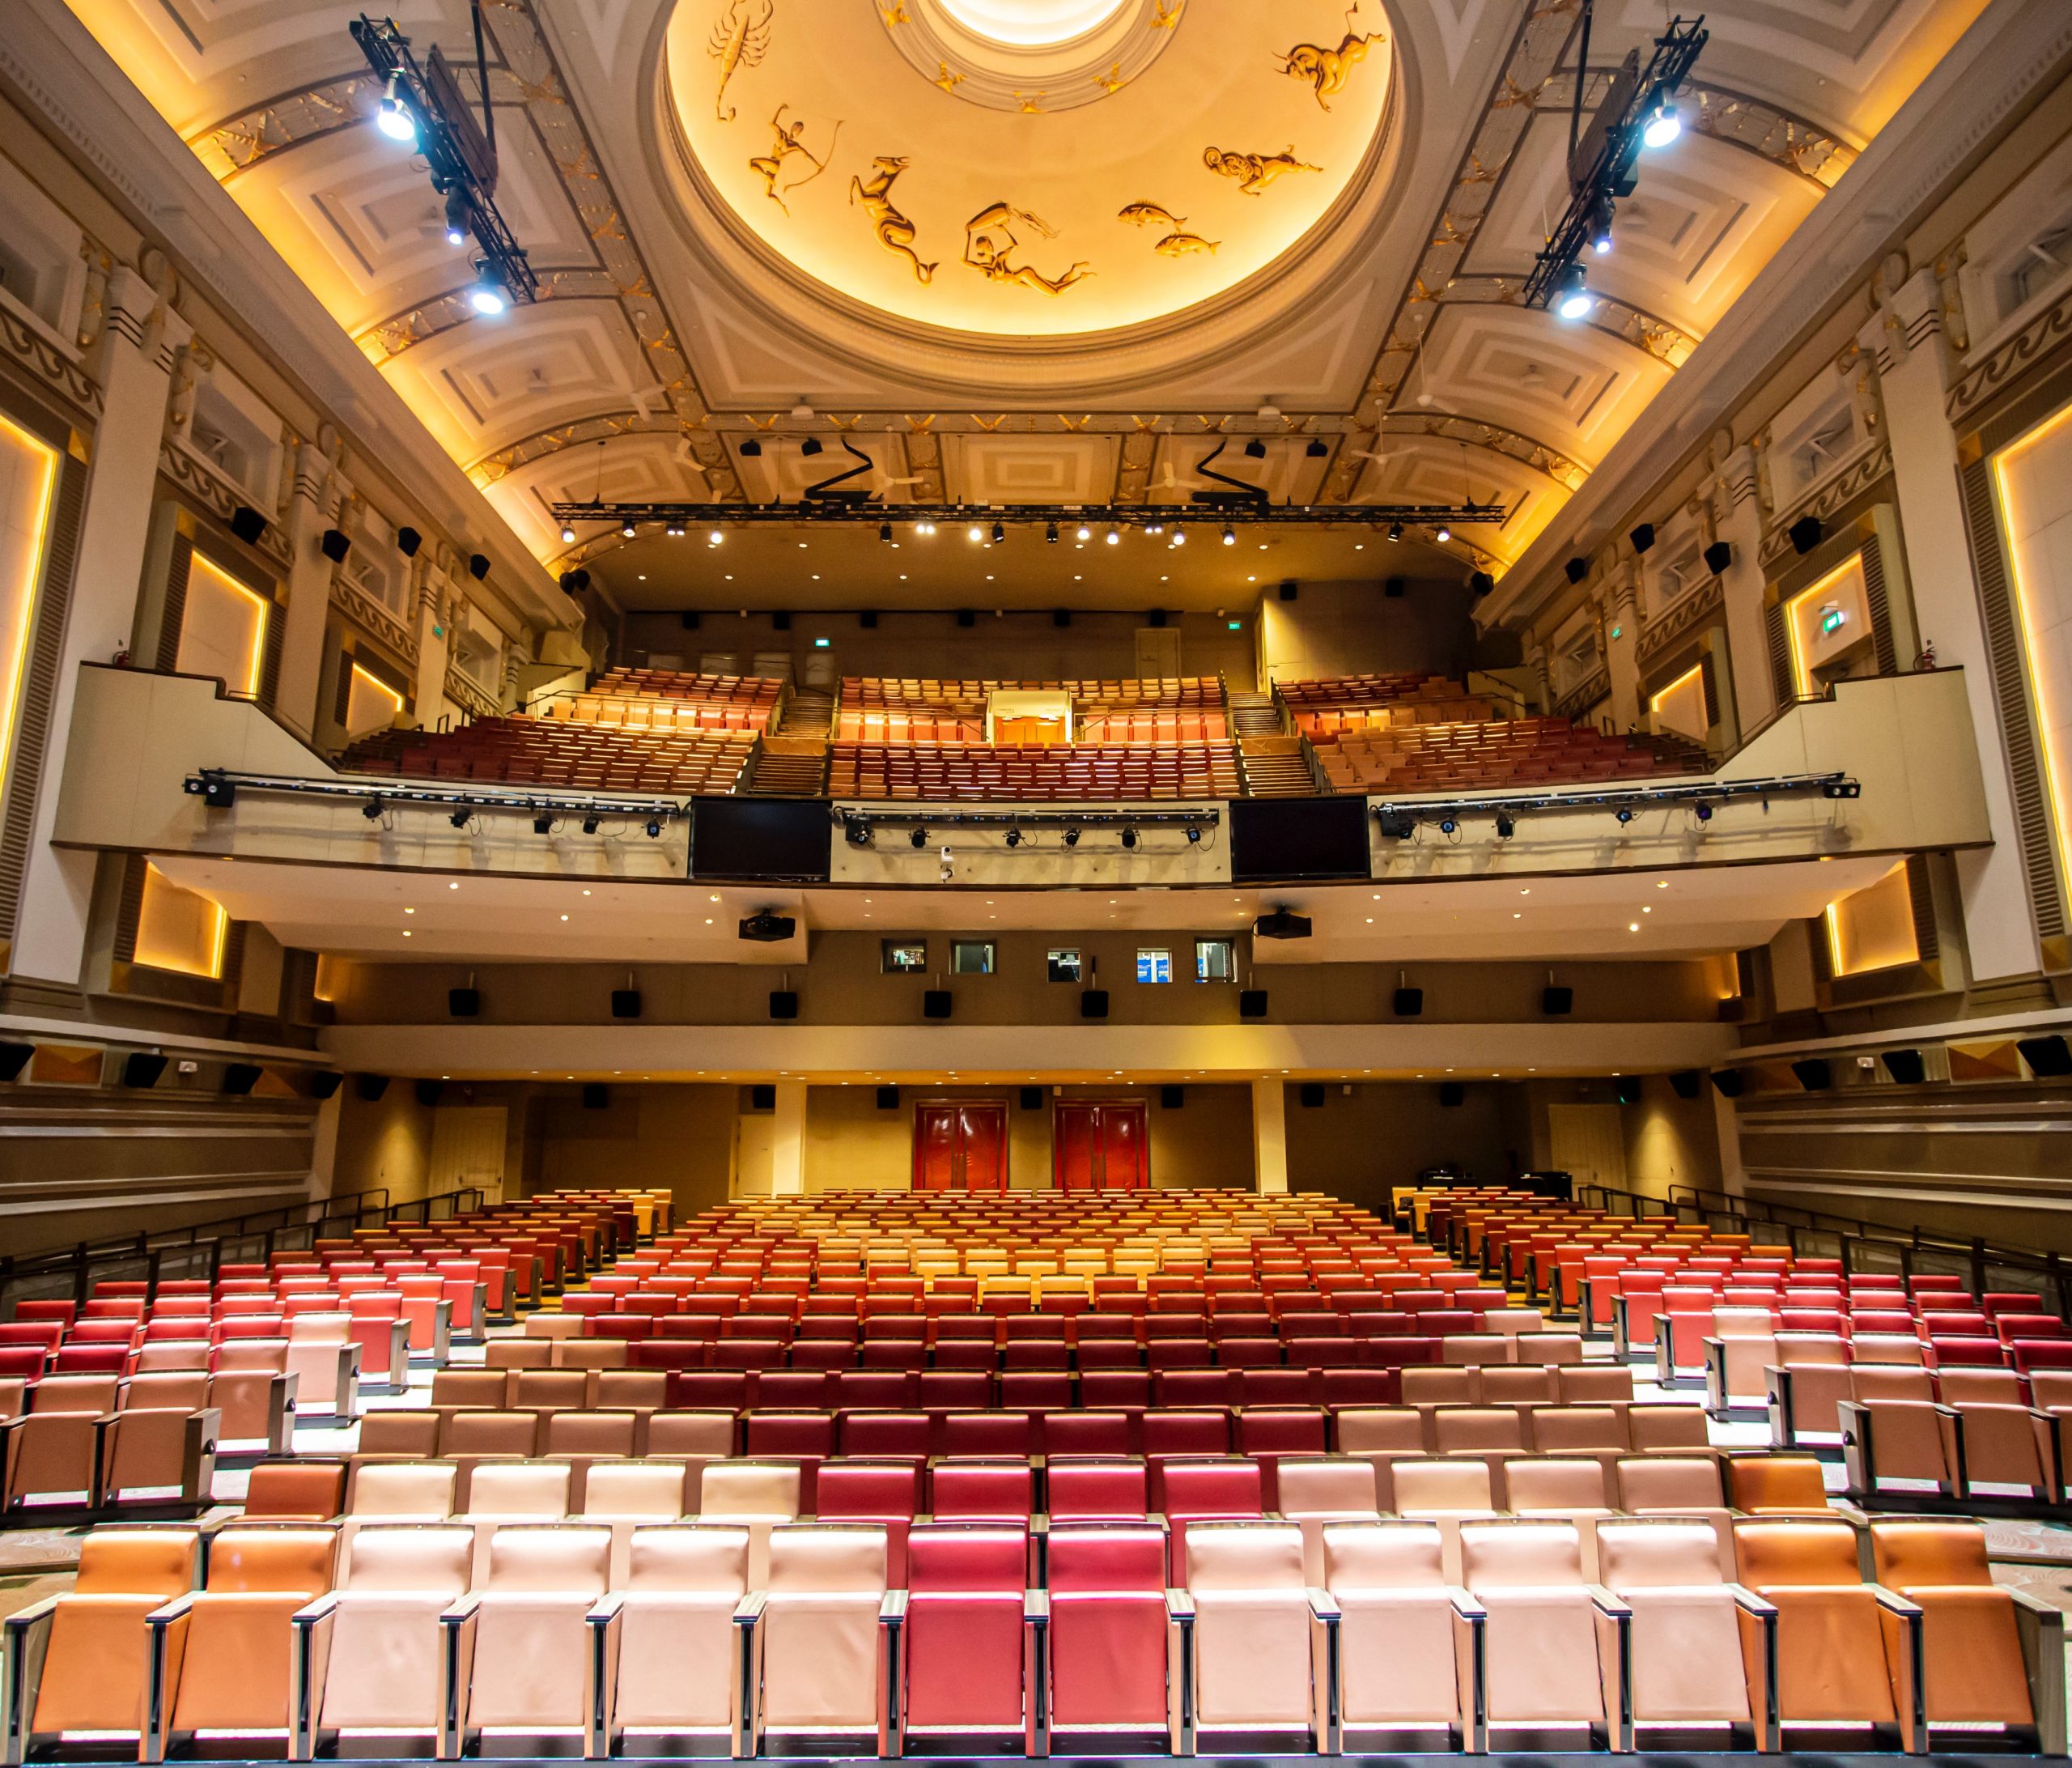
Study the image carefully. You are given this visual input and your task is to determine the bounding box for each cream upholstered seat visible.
[757,1524,894,1752]
[698,1460,802,1584]
[1320,1520,1476,1749]
[1458,1519,1610,1744]
[1274,1458,1381,1585]
[580,1459,693,1583]
[443,1523,612,1753]
[595,1524,755,1755]
[1595,1518,1766,1747]
[1174,1521,1323,1750]
[292,1523,473,1755]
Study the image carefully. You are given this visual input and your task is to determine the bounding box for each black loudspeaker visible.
[230,504,269,545]
[1277,580,1298,601]
[860,610,877,628]
[956,609,975,628]
[1149,607,1169,627]
[2019,1035,2072,1077]
[1791,1058,1833,1091]
[0,1041,32,1081]
[1629,523,1655,555]
[1019,1086,1045,1111]
[1564,556,1589,584]
[1299,1082,1325,1107]
[769,990,800,1020]
[611,989,642,1019]
[448,988,481,1018]
[355,1073,390,1102]
[1238,989,1268,1019]
[1468,571,1495,597]
[1161,1085,1184,1109]
[1615,1077,1642,1105]
[1080,989,1110,1019]
[320,528,350,563]
[749,1083,776,1111]
[1053,609,1071,628]
[583,1082,608,1110]
[1393,987,1424,1017]
[397,526,422,558]
[1669,1069,1704,1099]
[1880,1048,1927,1085]
[414,1079,444,1107]
[923,990,952,1020]
[1704,539,1733,575]
[680,611,702,631]
[771,610,791,631]
[468,552,490,580]
[877,1086,900,1110]
[1542,986,1573,1015]
[1438,1082,1465,1107]
[1788,516,1824,555]
[1709,1068,1744,1098]
[308,1070,344,1099]
[222,1062,262,1095]
[1383,576,1405,598]
[121,1052,168,1089]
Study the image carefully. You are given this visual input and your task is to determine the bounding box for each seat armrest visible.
[1586,1583,1631,1617]
[878,1589,908,1625]
[439,1596,483,1626]
[1443,1586,1486,1621]
[1726,1583,1777,1617]
[143,1596,196,1764]
[2010,1586,2069,1755]
[3,1598,62,1763]
[1164,1587,1195,1621]
[1868,1584,1926,1754]
[732,1592,767,1626]
[291,1593,341,1626]
[1867,1583,1923,1621]
[1024,1589,1050,1625]
[586,1593,625,1624]
[1305,1586,1340,1622]
[290,1594,341,1758]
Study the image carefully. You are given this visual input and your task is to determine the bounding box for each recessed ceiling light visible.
[401,929,412,937]
[448,882,459,890]
[404,907,414,915]
[1628,922,1641,932]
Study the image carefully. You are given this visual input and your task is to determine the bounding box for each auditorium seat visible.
[1174,1521,1323,1752]
[1042,1523,1172,1749]
[1275,1457,1381,1583]
[1320,1520,1475,1751]
[444,1524,612,1754]
[903,1524,1036,1747]
[698,1460,803,1583]
[1593,1518,1764,1746]
[1458,1519,1610,1746]
[596,1524,756,1756]
[757,1524,897,1753]
[580,1460,694,1581]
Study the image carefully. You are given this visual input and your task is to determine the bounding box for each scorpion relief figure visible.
[1203,145,1321,196]
[962,204,1092,296]
[748,104,842,214]
[708,0,773,123]
[851,156,937,284]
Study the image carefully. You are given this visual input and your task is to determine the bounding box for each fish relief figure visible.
[851,155,937,284]
[1277,28,1383,111]
[748,104,842,215]
[1155,232,1218,257]
[708,0,773,122]
[962,203,1093,296]
[1117,202,1187,231]
[1204,144,1321,195]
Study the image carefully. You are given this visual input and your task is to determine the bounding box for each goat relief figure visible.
[851,156,937,284]
[962,204,1092,296]
[708,0,773,122]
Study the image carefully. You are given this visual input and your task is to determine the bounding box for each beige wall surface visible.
[1256,579,1479,686]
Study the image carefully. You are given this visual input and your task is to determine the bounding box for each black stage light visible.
[533,813,553,835]
[911,827,928,849]
[769,990,799,1020]
[449,807,472,829]
[202,777,236,809]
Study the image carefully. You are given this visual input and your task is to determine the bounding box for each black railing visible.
[0,1184,490,1312]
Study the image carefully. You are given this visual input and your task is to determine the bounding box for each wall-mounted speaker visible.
[1628,523,1655,555]
[680,611,702,631]
[222,1062,262,1095]
[1238,989,1268,1019]
[1438,1081,1464,1107]
[1383,576,1405,598]
[230,504,269,545]
[769,989,800,1020]
[1161,1084,1184,1109]
[955,609,975,628]
[1053,609,1071,627]
[1709,1068,1744,1098]
[468,552,490,580]
[860,610,877,628]
[1788,516,1824,555]
[1080,989,1110,1019]
[414,1079,444,1107]
[582,1082,609,1110]
[320,528,350,563]
[611,989,642,1019]
[877,1085,899,1110]
[1299,1082,1325,1108]
[355,1073,390,1102]
[121,1052,168,1089]
[308,1070,344,1099]
[1393,987,1424,1017]
[1790,1058,1833,1091]
[2019,1035,2072,1077]
[1019,1086,1044,1111]
[1879,1048,1928,1085]
[448,988,481,1018]
[1149,607,1169,627]
[0,1042,33,1082]
[1468,571,1495,597]
[1564,556,1589,584]
[923,990,952,1020]
[1669,1069,1703,1099]
[749,1083,776,1111]
[1615,1076,1642,1105]
[1703,539,1733,575]
[1542,986,1573,1015]
[1277,580,1298,601]
[771,610,791,631]
[397,526,422,558]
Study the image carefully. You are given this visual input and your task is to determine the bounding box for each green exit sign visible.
[1820,607,1846,635]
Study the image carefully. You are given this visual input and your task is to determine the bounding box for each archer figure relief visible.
[748,104,841,213]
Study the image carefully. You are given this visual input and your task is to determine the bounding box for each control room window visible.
[1047,948,1082,983]
[881,939,928,974]
[1195,937,1236,982]
[1136,947,1173,984]
[951,940,996,975]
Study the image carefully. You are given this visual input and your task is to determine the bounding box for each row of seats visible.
[826,740,1243,801]
[590,666,783,711]
[537,691,774,733]
[840,676,1222,712]
[1272,671,1447,709]
[1314,716,1708,793]
[338,717,754,793]
[14,1509,2053,1758]
[1292,696,1497,738]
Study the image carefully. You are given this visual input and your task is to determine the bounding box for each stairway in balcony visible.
[778,690,834,736]
[748,736,830,797]
[1226,689,1284,737]
[1239,737,1317,797]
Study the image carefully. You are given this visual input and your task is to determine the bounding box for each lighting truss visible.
[1522,10,1707,313]
[1373,771,1859,835]
[185,769,680,825]
[349,10,537,308]
[836,809,1218,833]
[550,500,1506,533]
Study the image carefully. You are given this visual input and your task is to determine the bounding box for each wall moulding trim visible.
[1637,579,1723,666]
[1757,448,1893,570]
[0,302,100,423]
[1949,286,2072,432]
[331,576,418,670]
[1552,666,1609,725]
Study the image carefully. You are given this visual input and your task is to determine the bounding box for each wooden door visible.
[1135,627,1182,680]
[912,1101,1009,1191]
[1052,1101,1149,1191]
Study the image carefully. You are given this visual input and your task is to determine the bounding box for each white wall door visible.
[1135,627,1182,678]
[735,1112,775,1196]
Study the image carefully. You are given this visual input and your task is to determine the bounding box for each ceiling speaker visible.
[1393,987,1424,1017]
[583,1082,609,1110]
[355,1073,390,1102]
[611,988,642,1019]
[320,528,350,563]
[1628,523,1655,555]
[1019,1086,1044,1111]
[397,525,422,557]
[121,1052,168,1089]
[1277,580,1298,601]
[1383,576,1404,597]
[1299,1082,1325,1107]
[1703,539,1733,575]
[1564,556,1589,584]
[308,1070,344,1099]
[0,1042,32,1082]
[1879,1048,1927,1085]
[229,504,269,545]
[923,989,952,1020]
[2019,1035,2072,1077]
[1669,1069,1703,1099]
[448,988,481,1018]
[877,1085,899,1110]
[468,552,490,580]
[1709,1068,1744,1098]
[1615,1076,1642,1105]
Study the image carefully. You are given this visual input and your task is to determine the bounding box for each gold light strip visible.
[0,417,59,809]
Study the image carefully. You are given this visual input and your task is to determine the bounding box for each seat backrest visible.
[815,1460,920,1519]
[30,1374,119,1413]
[1733,1518,1863,1588]
[1504,1458,1610,1514]
[1460,1519,1584,1590]
[1627,1404,1709,1451]
[1725,1454,1829,1514]
[1183,1520,1305,1592]
[1321,1520,1445,1591]
[350,1460,458,1516]
[74,1526,198,1596]
[699,1460,802,1518]
[766,1524,887,1593]
[1433,1406,1526,1451]
[1868,1519,1994,1589]
[485,1524,612,1593]
[1594,1519,1724,1588]
[1161,1458,1263,1517]
[1045,1458,1148,1519]
[1616,1456,1724,1510]
[1274,1457,1377,1516]
[1851,1364,1935,1404]
[206,1526,338,1593]
[1047,1522,1165,1592]
[466,1459,573,1517]
[626,1523,751,1592]
[583,1460,691,1518]
[908,1523,1026,1592]
[1391,1457,1493,1515]
[1332,1406,1424,1453]
[931,1460,1033,1519]
[345,1524,473,1594]
[441,1410,541,1456]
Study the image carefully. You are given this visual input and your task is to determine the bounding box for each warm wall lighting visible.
[0,416,57,815]
[179,554,271,699]
[134,863,227,979]
[1994,401,2072,903]
[1824,860,1919,977]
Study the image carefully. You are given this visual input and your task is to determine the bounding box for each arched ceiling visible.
[60,0,1986,614]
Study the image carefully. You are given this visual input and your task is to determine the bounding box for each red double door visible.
[912,1101,1008,1191]
[1053,1100,1149,1192]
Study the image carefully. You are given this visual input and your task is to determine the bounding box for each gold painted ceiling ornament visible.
[1204,145,1321,196]
[1117,202,1186,230]
[748,104,842,214]
[1150,0,1183,27]
[1277,21,1385,113]
[933,61,966,92]
[879,2,911,22]
[1014,91,1047,113]
[962,203,1092,295]
[1093,62,1127,96]
[708,0,774,122]
[1154,232,1218,257]
[851,156,938,283]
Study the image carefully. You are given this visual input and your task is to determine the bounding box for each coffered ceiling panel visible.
[940,433,1123,505]
[1349,432,1565,570]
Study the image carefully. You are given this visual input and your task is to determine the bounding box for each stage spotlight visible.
[1306,438,1328,457]
[443,186,469,246]
[1589,199,1615,255]
[1004,828,1022,848]
[1064,827,1081,848]
[1221,525,1236,546]
[1434,525,1451,543]
[1387,521,1402,542]
[1244,439,1266,459]
[376,72,416,142]
[666,522,685,538]
[1076,525,1092,542]
[1438,816,1458,835]
[1555,262,1593,321]
[1121,827,1139,850]
[1170,526,1186,546]
[991,521,1006,545]
[621,520,636,538]
[532,812,553,835]
[362,797,384,821]
[645,818,664,839]
[1695,802,1714,822]
[1494,811,1514,839]
[1642,99,1682,149]
[910,827,928,849]
[581,814,601,835]
[878,523,892,543]
[968,525,984,543]
[1615,807,1634,825]
[448,807,471,829]
[1046,523,1059,543]
[844,817,872,848]
[1106,528,1120,546]
[1187,825,1202,844]
[469,261,509,316]
[560,523,575,544]
[800,438,822,457]
[708,529,724,545]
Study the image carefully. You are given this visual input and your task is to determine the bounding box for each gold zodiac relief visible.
[1093,62,1127,95]
[851,156,936,284]
[878,2,910,21]
[747,104,842,215]
[962,204,1092,296]
[1150,0,1183,26]
[1204,145,1320,195]
[1154,232,1218,257]
[1118,203,1187,230]
[932,62,965,92]
[1013,91,1047,113]
[708,0,772,122]
[1277,30,1382,111]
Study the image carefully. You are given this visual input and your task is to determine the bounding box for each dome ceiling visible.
[664,0,1394,338]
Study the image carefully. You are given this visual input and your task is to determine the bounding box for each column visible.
[771,1080,806,1196]
[273,431,341,741]
[1601,567,1641,731]
[1710,440,1774,729]
[1525,635,1552,716]
[12,259,186,986]
[1251,1077,1288,1196]
[1867,263,2040,980]
[410,550,455,721]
